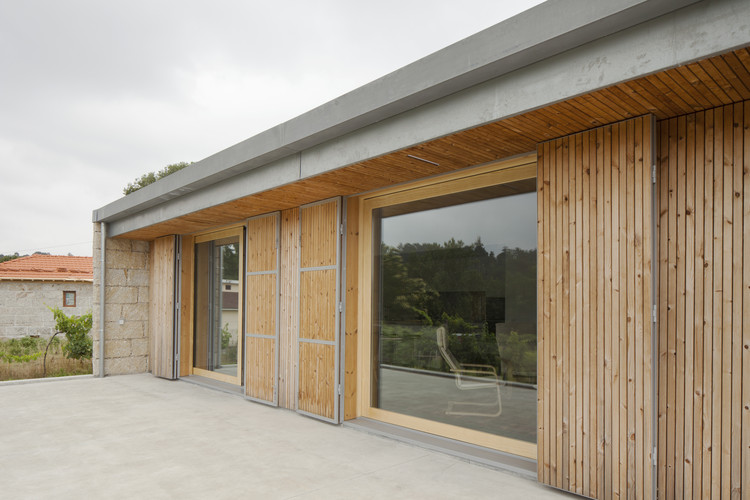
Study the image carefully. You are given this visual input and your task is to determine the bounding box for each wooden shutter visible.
[537,116,655,499]
[149,235,178,380]
[657,103,749,500]
[297,198,341,422]
[245,213,280,405]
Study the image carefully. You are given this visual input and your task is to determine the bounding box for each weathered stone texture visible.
[105,355,148,375]
[92,223,151,376]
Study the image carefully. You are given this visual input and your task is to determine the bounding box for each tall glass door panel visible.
[193,230,243,384]
[371,179,538,444]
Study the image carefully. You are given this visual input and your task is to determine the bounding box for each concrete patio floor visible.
[0,374,566,499]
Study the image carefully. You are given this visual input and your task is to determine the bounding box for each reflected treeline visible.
[379,238,537,385]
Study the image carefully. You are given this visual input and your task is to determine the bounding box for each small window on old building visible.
[63,291,76,307]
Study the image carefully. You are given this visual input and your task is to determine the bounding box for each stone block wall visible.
[0,280,92,339]
[92,223,150,376]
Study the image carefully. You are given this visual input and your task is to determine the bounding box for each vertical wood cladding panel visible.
[344,197,359,421]
[149,235,176,380]
[278,208,299,410]
[245,213,279,404]
[178,235,194,377]
[657,102,748,499]
[298,198,340,422]
[537,116,655,499]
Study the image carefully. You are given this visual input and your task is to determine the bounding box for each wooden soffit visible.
[119,46,750,241]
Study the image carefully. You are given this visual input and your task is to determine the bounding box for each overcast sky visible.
[0,0,544,257]
[382,191,537,252]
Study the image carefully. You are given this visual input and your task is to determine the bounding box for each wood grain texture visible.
[344,197,359,421]
[179,235,194,377]
[278,208,299,410]
[149,235,176,379]
[657,102,749,499]
[300,201,338,268]
[537,115,654,499]
[246,215,278,272]
[245,274,276,336]
[297,342,337,420]
[245,257,276,400]
[245,336,275,402]
[298,199,340,421]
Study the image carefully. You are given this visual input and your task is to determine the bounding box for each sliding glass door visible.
[193,227,244,385]
[361,157,538,458]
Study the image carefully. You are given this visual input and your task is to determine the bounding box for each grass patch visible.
[0,336,92,382]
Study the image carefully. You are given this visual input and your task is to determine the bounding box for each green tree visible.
[123,162,192,195]
[222,244,239,280]
[0,253,22,263]
[380,245,436,325]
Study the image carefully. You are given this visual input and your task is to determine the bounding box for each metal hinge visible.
[340,223,344,235]
[652,447,657,466]
[338,302,343,313]
[652,164,656,184]
[337,384,342,395]
[652,304,657,324]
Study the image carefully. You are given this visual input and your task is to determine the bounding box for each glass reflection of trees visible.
[379,238,537,385]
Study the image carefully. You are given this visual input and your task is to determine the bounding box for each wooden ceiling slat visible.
[530,106,588,138]
[677,64,726,107]
[601,85,653,117]
[427,138,506,166]
[617,80,667,117]
[587,89,637,120]
[734,48,750,73]
[490,115,538,140]
[118,46,750,241]
[665,67,718,109]
[690,61,734,103]
[548,99,601,129]
[651,71,702,112]
[456,125,533,156]
[576,92,624,124]
[715,54,750,100]
[406,144,468,170]
[533,105,587,134]
[721,51,750,84]
[703,57,746,101]
[641,74,692,116]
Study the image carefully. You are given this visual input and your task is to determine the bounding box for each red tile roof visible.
[0,255,93,282]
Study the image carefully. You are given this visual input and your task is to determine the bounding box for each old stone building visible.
[0,254,92,339]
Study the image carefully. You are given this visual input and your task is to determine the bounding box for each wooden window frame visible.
[63,290,76,307]
[357,153,538,459]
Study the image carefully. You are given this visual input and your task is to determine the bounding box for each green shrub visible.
[0,337,45,363]
[49,308,93,359]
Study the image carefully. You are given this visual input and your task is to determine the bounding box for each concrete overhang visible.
[93,0,750,237]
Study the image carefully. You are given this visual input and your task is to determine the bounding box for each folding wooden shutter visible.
[297,198,341,422]
[150,235,178,380]
[537,116,655,499]
[245,213,280,405]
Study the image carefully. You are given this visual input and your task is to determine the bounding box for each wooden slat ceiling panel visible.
[119,46,750,241]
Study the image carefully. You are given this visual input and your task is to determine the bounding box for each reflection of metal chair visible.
[436,326,502,417]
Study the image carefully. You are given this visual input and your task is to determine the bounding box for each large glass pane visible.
[371,179,537,443]
[193,236,241,380]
